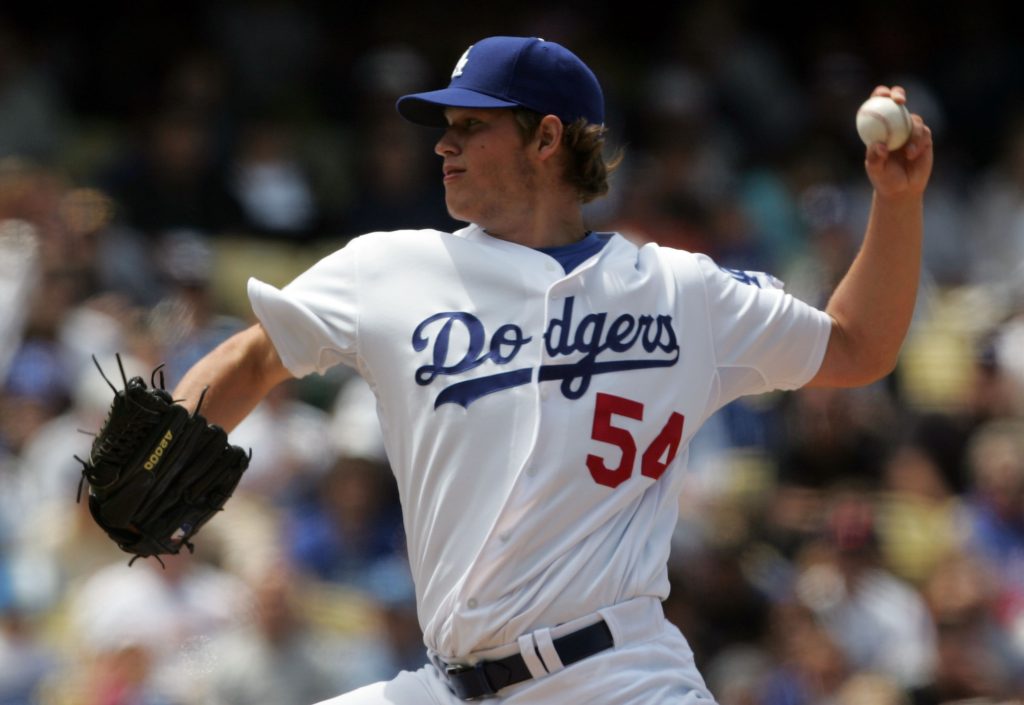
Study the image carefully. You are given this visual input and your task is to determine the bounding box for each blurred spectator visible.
[905,392,1007,502]
[56,294,155,394]
[737,143,848,282]
[609,54,734,256]
[706,196,776,275]
[62,550,251,704]
[993,311,1024,415]
[46,642,179,705]
[66,551,250,653]
[0,160,93,421]
[327,372,386,463]
[907,619,1019,705]
[97,107,241,238]
[918,549,1024,702]
[895,285,1005,418]
[775,385,895,489]
[308,41,441,232]
[760,601,850,705]
[753,484,828,564]
[782,219,860,314]
[0,608,58,704]
[967,111,1024,291]
[835,672,909,705]
[145,229,246,384]
[0,20,66,163]
[271,553,426,699]
[961,419,1024,637]
[203,563,347,705]
[1,337,71,454]
[667,539,772,671]
[361,555,426,676]
[874,440,968,586]
[230,379,336,498]
[281,454,404,591]
[339,118,456,237]
[702,643,771,705]
[226,115,323,241]
[792,489,938,689]
[0,218,40,383]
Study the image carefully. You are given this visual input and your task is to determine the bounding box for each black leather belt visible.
[442,620,614,700]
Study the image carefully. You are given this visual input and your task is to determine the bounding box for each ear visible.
[535,115,564,161]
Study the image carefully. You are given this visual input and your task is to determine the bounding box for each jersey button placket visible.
[537,277,555,405]
[526,269,565,479]
[541,274,576,401]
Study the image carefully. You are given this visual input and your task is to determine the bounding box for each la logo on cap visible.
[451,46,472,78]
[452,37,549,79]
[397,36,602,128]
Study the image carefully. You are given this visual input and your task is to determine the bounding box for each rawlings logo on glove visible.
[76,355,250,566]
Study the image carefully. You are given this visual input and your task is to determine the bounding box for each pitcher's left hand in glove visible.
[76,355,250,565]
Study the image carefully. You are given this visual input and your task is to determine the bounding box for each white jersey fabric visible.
[248,224,830,661]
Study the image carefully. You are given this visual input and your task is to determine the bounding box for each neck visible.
[482,196,586,249]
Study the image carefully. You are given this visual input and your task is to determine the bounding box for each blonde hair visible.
[514,110,623,204]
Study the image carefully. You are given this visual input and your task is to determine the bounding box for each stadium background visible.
[1,1,1023,703]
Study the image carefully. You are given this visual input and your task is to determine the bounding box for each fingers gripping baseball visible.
[861,85,934,199]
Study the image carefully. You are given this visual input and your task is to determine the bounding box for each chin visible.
[445,201,474,225]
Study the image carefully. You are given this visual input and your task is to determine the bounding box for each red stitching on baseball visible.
[860,109,892,140]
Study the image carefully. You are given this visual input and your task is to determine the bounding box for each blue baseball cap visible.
[396,36,604,128]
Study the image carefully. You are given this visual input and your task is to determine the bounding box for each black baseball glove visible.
[76,355,250,565]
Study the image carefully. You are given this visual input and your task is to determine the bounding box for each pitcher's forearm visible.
[825,192,924,381]
[172,324,292,432]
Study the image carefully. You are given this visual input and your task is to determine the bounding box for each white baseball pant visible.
[314,596,717,705]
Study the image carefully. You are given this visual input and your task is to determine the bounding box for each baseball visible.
[856,96,912,150]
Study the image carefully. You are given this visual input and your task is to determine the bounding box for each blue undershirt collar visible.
[536,231,612,274]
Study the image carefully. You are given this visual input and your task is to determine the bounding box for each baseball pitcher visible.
[145,36,931,704]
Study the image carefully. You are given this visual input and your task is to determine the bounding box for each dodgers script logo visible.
[412,297,679,408]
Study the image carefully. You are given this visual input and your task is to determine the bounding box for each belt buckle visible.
[445,662,497,700]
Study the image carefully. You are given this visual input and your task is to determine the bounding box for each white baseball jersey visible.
[248,224,831,661]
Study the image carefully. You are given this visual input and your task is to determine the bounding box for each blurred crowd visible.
[1,1,1023,704]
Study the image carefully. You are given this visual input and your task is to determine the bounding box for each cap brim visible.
[396,87,520,127]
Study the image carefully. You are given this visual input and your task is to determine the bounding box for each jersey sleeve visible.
[247,238,364,378]
[694,253,831,408]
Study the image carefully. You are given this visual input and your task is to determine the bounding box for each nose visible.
[435,129,459,157]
